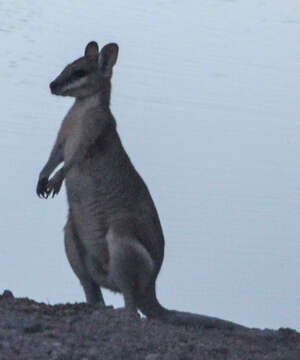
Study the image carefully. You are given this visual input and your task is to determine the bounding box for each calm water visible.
[0,0,299,330]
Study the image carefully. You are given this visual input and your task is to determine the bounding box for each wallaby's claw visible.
[36,177,49,199]
[46,173,63,198]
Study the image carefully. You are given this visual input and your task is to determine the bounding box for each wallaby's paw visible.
[46,174,63,198]
[36,177,50,198]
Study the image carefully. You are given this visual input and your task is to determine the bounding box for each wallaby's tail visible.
[137,283,247,331]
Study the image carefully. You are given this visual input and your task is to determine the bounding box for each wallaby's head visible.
[50,41,119,99]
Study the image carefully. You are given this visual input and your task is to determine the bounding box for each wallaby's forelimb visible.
[37,143,63,198]
[47,119,113,194]
[45,167,64,198]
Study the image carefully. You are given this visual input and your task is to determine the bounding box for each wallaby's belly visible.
[65,149,143,220]
[64,152,165,280]
[64,162,132,282]
[66,173,108,245]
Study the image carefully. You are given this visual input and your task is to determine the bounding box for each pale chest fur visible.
[62,100,98,164]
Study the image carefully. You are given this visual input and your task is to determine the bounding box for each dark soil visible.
[0,290,299,360]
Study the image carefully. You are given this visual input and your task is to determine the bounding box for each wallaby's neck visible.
[75,85,111,111]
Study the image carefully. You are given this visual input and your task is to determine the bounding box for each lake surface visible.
[0,0,299,330]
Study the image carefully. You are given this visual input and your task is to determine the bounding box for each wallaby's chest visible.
[62,104,95,163]
[61,106,80,159]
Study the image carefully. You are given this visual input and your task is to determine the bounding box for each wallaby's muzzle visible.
[49,81,60,95]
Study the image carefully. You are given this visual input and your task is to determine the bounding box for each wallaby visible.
[37,41,245,330]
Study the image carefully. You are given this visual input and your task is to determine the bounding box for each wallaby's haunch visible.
[37,41,245,330]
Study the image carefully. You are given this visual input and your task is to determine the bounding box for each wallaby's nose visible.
[50,81,58,94]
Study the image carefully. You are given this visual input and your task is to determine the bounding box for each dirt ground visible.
[0,290,299,360]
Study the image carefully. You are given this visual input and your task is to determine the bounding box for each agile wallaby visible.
[37,41,244,330]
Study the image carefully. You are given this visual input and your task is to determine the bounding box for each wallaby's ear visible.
[98,43,119,77]
[85,41,99,58]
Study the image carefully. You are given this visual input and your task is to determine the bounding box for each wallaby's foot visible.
[36,177,49,198]
[46,171,64,198]
[115,307,141,322]
[87,299,106,307]
[84,283,106,306]
[91,302,110,310]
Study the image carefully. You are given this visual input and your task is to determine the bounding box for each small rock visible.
[145,354,161,360]
[88,347,99,357]
[279,328,298,337]
[23,321,44,334]
[2,290,14,299]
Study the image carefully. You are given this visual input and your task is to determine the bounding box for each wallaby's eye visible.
[72,70,87,79]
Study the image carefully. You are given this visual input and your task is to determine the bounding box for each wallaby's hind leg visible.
[81,281,104,305]
[64,219,105,305]
[107,227,154,313]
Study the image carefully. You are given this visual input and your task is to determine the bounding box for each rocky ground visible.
[0,290,299,360]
